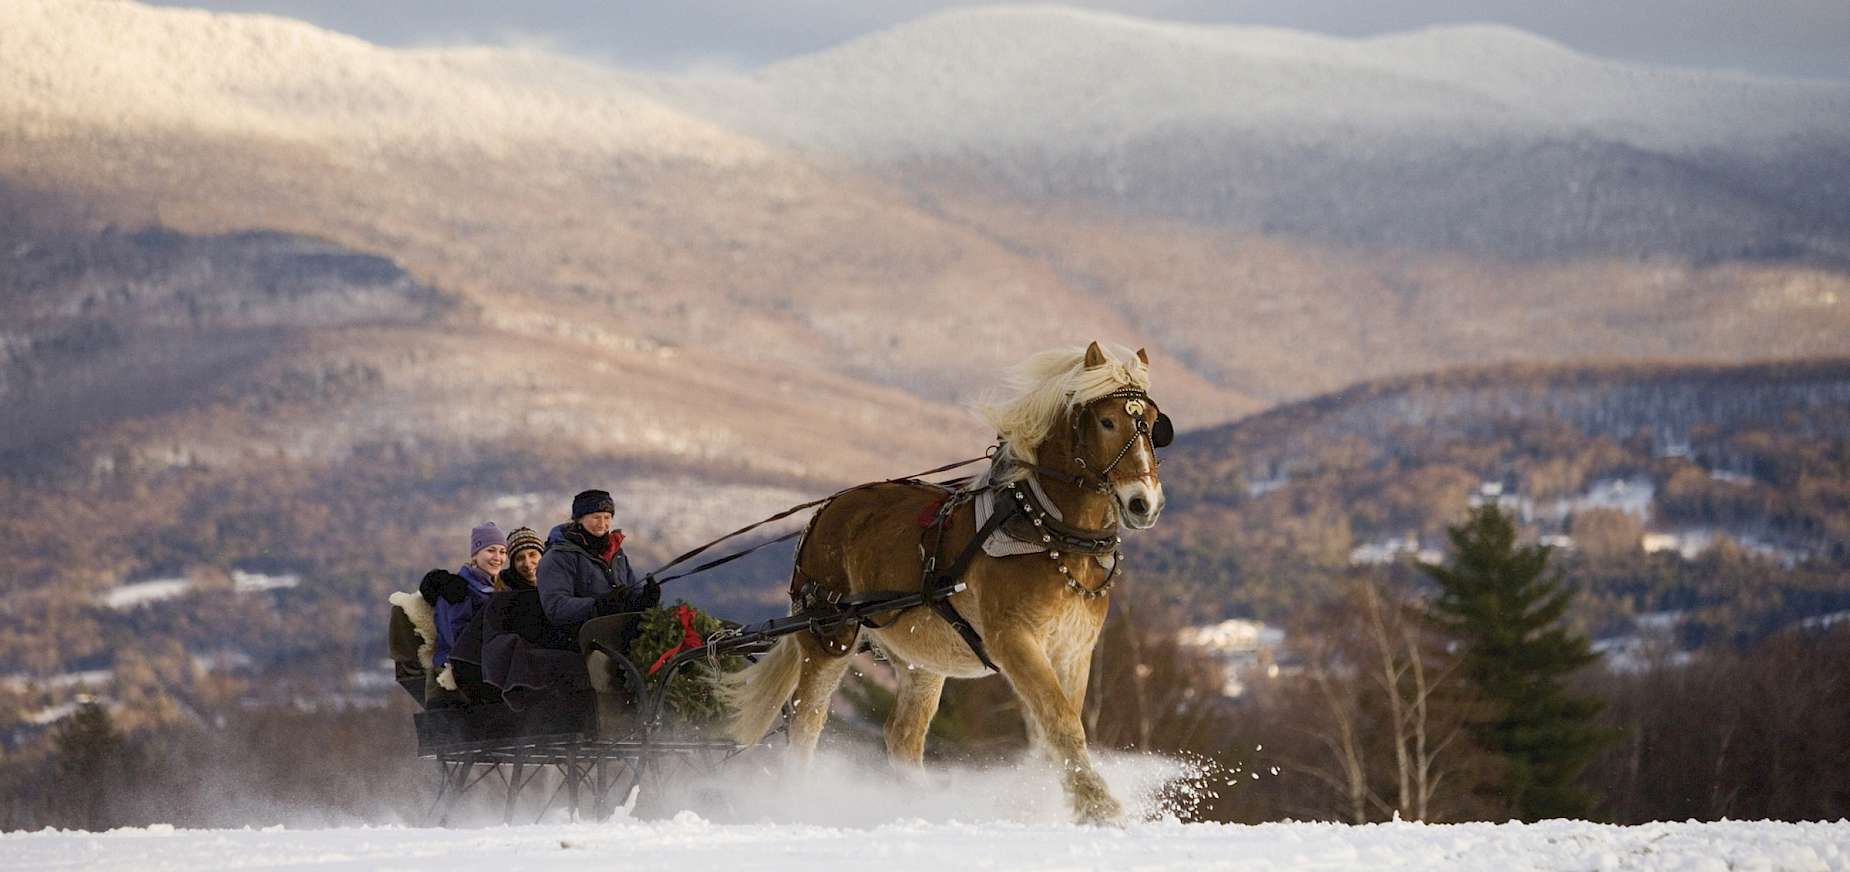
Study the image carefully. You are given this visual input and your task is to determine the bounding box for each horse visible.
[717,341,1170,824]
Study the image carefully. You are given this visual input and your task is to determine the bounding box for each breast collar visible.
[971,459,1120,566]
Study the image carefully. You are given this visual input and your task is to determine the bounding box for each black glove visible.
[635,576,662,610]
[593,578,662,616]
[419,569,469,605]
[593,591,628,617]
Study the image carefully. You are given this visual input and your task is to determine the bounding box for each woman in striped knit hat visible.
[502,526,546,590]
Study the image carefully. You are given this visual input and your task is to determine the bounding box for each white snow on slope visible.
[635,6,1850,159]
[5,818,1848,871]
[12,1,1845,172]
[231,570,300,593]
[0,0,770,164]
[95,577,193,610]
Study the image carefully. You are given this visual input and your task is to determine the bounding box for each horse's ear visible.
[1084,341,1107,369]
[1135,347,1149,366]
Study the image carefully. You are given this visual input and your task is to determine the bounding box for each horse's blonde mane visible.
[979,344,1151,482]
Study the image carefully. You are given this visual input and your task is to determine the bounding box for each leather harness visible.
[829,387,1169,671]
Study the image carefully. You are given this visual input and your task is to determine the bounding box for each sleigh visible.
[387,585,964,824]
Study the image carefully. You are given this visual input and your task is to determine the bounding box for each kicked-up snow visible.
[6,817,1847,871]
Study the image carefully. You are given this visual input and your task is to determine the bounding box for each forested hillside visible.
[1142,359,1850,641]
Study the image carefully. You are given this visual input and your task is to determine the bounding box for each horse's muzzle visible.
[1117,484,1165,530]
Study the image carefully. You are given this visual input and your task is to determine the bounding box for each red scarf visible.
[568,524,625,565]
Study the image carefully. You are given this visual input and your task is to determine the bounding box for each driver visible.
[536,489,660,637]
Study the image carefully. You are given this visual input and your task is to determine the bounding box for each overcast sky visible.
[148,0,1850,81]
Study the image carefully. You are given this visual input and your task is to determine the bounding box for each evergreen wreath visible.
[626,601,747,725]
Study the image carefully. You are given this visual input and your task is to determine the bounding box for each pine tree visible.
[51,698,124,830]
[1421,505,1610,821]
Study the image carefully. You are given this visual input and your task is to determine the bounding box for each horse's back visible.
[799,481,950,597]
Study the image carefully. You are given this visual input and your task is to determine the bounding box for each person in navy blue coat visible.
[537,489,659,637]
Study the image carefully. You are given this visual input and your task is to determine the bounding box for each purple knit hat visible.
[470,522,503,556]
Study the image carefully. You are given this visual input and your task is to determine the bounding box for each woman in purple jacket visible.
[433,522,506,684]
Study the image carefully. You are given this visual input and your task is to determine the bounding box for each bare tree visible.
[1355,579,1473,820]
[1268,576,1496,823]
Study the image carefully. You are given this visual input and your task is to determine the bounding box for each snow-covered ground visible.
[6,753,1849,869]
[7,817,1848,871]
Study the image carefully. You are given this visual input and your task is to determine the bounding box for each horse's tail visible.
[716,634,803,746]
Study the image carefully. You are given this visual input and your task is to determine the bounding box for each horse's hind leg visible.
[787,632,856,768]
[883,653,946,770]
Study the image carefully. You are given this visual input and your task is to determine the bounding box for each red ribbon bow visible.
[648,603,706,676]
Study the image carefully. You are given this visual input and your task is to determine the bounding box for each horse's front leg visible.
[990,630,1124,825]
[1023,650,1091,765]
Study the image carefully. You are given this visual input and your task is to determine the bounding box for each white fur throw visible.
[388,590,438,671]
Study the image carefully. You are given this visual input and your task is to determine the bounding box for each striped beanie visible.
[506,526,545,558]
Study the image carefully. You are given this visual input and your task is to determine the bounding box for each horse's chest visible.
[1030,590,1106,648]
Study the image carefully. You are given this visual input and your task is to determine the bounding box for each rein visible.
[646,453,994,586]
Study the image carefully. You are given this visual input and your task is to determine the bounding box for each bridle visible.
[1013,388,1173,496]
[1074,388,1172,490]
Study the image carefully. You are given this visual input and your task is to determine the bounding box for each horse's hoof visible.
[1073,804,1127,828]
[889,764,933,788]
[1071,791,1126,827]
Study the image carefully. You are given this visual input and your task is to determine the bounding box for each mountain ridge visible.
[611,3,1850,260]
[728,4,1850,154]
[1,0,771,164]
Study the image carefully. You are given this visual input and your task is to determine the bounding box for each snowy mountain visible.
[0,0,769,164]
[647,7,1850,157]
[631,6,1850,259]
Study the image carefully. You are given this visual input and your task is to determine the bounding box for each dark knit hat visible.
[506,526,545,558]
[571,489,615,520]
[470,522,503,556]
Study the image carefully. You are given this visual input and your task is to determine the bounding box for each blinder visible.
[1151,413,1174,449]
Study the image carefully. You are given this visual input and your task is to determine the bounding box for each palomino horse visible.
[719,342,1169,824]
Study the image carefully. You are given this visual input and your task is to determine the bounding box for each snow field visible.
[5,817,1847,871]
[5,751,1847,869]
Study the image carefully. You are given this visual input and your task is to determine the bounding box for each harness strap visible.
[924,498,1017,674]
[1008,459,1097,492]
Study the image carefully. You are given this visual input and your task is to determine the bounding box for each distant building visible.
[1177,619,1287,698]
[1350,535,1442,566]
[1594,610,1691,674]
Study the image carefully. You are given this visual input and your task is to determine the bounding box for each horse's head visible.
[989,341,1172,530]
[1066,343,1170,529]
